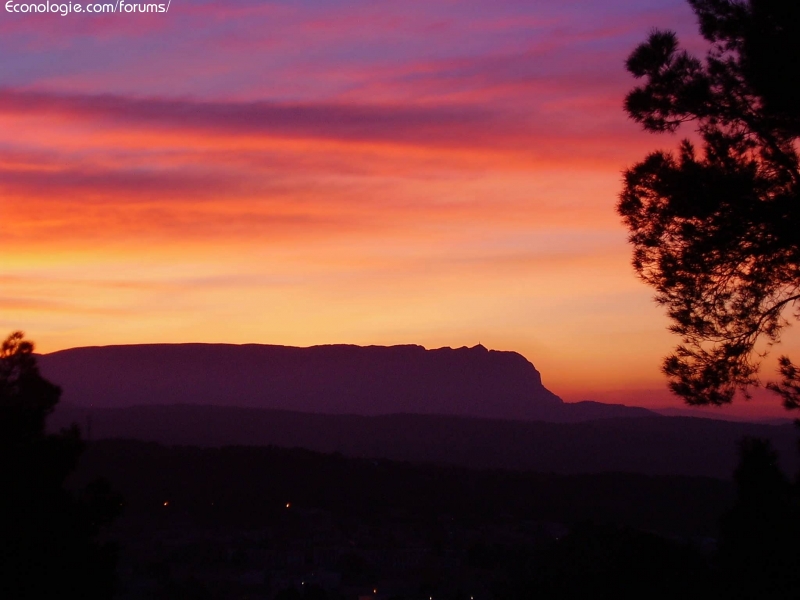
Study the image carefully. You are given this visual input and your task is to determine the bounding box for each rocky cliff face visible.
[39,343,565,420]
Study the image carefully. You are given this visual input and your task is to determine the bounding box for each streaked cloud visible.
[1,0,733,412]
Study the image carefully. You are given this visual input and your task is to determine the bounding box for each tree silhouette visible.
[618,0,800,408]
[0,331,120,598]
[717,438,800,598]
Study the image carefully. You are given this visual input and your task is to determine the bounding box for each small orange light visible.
[286,502,291,508]
[163,501,169,507]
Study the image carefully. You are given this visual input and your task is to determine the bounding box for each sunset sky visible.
[1,0,794,417]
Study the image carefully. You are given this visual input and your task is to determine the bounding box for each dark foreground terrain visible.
[69,440,743,600]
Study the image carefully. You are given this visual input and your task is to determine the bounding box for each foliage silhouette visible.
[0,331,120,599]
[618,0,800,408]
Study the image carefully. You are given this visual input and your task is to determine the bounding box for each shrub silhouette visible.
[0,331,120,599]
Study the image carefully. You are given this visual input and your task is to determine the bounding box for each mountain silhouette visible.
[38,343,651,422]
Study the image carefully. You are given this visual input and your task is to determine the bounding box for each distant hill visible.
[654,406,795,425]
[49,404,799,479]
[38,343,652,422]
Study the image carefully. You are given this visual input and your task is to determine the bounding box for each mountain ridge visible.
[38,342,650,422]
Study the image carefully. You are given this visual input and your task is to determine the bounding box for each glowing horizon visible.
[2,0,793,418]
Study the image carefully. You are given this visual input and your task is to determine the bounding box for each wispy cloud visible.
[0,88,509,147]
[1,0,715,401]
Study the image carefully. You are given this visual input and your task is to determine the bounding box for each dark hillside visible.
[50,404,799,479]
